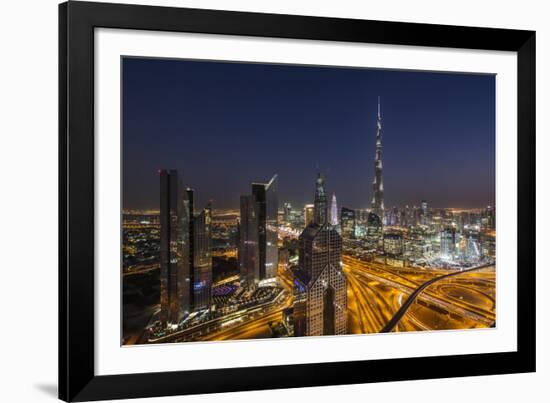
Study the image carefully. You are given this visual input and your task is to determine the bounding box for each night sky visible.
[122,57,495,211]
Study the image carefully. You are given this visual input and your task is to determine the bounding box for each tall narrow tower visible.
[313,173,328,225]
[330,193,339,227]
[371,96,385,220]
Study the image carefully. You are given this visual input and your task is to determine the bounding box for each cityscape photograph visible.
[122,57,496,345]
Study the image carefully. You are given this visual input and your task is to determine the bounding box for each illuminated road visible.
[380,263,493,332]
[152,255,496,343]
[192,263,295,342]
[344,256,496,334]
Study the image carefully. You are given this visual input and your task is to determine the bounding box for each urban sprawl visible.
[122,99,496,345]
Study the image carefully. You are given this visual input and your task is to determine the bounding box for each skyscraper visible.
[159,170,186,326]
[330,193,339,227]
[303,204,315,228]
[193,202,213,310]
[182,188,195,313]
[371,97,385,220]
[384,232,404,257]
[251,174,279,280]
[293,175,347,337]
[239,195,260,287]
[366,211,383,249]
[283,202,292,225]
[440,227,457,260]
[313,173,328,225]
[340,207,356,239]
[420,200,429,225]
[464,224,481,263]
[421,200,428,216]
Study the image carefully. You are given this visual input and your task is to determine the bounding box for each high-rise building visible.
[193,202,212,310]
[484,205,496,230]
[366,212,383,249]
[314,173,328,225]
[371,97,385,220]
[330,193,339,227]
[159,170,187,326]
[420,200,429,225]
[304,204,315,228]
[180,188,194,315]
[463,224,481,263]
[440,227,457,260]
[421,200,428,215]
[283,202,292,225]
[293,176,347,337]
[340,207,356,239]
[251,174,279,280]
[384,232,404,257]
[239,195,260,287]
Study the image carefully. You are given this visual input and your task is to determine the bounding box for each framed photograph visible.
[59,1,535,401]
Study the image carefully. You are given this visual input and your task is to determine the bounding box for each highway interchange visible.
[190,256,496,341]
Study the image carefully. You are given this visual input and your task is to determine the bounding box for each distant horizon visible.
[122,203,495,214]
[123,58,495,211]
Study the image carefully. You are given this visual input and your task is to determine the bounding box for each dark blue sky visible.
[122,57,495,210]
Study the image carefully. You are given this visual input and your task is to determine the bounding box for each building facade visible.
[313,173,328,225]
[463,225,481,263]
[384,232,404,257]
[440,227,457,260]
[293,174,347,337]
[193,202,213,310]
[239,194,260,287]
[159,170,194,325]
[330,193,339,227]
[249,174,279,281]
[340,207,356,239]
[366,211,383,249]
[303,204,315,228]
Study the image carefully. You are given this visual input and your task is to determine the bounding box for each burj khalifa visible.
[371,97,385,220]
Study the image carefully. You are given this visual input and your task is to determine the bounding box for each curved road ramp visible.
[380,263,494,333]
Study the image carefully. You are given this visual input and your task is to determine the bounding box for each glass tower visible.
[313,173,328,225]
[159,170,184,326]
[193,202,212,310]
[293,175,347,337]
[251,175,279,280]
[239,194,260,287]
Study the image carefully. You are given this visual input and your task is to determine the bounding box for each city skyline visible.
[122,57,497,345]
[123,58,496,211]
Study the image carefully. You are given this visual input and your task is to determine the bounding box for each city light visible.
[122,98,496,346]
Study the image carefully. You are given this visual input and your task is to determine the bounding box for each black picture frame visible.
[59,1,536,401]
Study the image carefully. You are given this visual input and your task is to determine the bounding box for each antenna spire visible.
[377,96,381,118]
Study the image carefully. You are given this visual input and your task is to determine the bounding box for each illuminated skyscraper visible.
[464,225,481,263]
[330,193,339,227]
[314,173,328,225]
[371,97,385,220]
[366,212,383,249]
[384,232,404,257]
[420,200,429,225]
[440,227,457,260]
[193,202,212,310]
[283,202,292,225]
[251,174,279,280]
[293,176,347,337]
[484,206,496,230]
[159,170,187,326]
[340,207,356,239]
[421,200,428,216]
[239,195,260,287]
[181,188,194,315]
[304,204,315,228]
